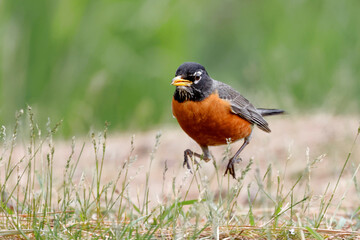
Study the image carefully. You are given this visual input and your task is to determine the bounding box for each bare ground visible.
[5,114,360,216]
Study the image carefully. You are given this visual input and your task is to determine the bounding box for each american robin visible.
[171,62,284,179]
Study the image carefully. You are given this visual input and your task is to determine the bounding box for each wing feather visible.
[214,80,271,133]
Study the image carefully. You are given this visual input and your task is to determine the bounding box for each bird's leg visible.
[183,146,211,171]
[200,145,211,162]
[183,149,202,171]
[224,134,252,179]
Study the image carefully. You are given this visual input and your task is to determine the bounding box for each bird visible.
[171,62,284,179]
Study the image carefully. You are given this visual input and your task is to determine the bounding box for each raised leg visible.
[224,135,252,179]
[183,149,202,170]
[183,145,211,171]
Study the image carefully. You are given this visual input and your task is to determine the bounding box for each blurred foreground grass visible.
[1,0,360,136]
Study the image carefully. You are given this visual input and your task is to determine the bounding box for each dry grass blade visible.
[0,111,359,239]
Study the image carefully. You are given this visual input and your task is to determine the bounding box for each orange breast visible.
[172,92,253,146]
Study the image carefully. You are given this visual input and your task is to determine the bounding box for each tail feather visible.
[257,108,285,117]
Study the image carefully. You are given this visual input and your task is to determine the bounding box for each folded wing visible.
[214,80,271,133]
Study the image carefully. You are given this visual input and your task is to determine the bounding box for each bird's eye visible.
[194,71,202,82]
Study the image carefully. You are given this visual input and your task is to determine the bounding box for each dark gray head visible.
[172,62,213,102]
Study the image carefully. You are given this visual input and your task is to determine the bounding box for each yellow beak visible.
[171,76,193,86]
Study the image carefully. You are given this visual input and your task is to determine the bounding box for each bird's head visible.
[172,62,213,102]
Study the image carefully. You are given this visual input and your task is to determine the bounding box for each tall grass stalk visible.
[142,131,161,216]
[0,111,359,238]
[315,125,360,228]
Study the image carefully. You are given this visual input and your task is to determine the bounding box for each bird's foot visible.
[183,149,203,173]
[224,156,242,179]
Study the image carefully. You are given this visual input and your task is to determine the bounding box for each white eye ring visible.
[194,71,202,84]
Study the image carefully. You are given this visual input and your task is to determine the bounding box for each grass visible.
[0,109,359,239]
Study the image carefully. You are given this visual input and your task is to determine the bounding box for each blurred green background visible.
[0,0,359,136]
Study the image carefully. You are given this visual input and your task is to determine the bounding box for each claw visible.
[224,157,237,179]
[183,157,191,170]
[183,149,194,170]
[224,135,251,180]
[183,149,203,173]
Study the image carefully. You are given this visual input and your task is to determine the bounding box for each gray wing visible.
[214,80,271,133]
